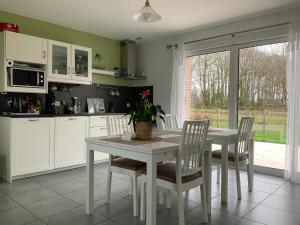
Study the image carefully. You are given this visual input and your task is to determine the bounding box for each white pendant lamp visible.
[133,0,161,23]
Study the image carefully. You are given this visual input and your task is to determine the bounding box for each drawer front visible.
[90,127,108,137]
[90,116,108,127]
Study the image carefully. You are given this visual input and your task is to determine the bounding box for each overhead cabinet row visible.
[0,31,92,93]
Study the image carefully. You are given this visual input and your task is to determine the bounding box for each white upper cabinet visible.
[48,41,92,85]
[5,31,47,64]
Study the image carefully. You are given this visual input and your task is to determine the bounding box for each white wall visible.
[137,7,300,113]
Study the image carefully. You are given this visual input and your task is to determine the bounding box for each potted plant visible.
[127,89,166,139]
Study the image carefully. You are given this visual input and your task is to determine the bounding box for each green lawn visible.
[191,108,287,144]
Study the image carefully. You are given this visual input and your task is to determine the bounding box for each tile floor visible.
[0,164,299,225]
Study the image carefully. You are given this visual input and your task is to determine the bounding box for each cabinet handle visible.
[28,119,39,122]
[72,68,75,74]
[68,118,78,120]
[43,50,46,59]
[68,67,71,74]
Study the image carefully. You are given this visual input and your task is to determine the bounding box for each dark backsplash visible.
[0,84,153,114]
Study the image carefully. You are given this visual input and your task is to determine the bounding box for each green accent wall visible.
[0,10,134,86]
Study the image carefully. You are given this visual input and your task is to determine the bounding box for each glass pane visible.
[238,42,288,169]
[52,45,68,75]
[186,51,230,128]
[75,49,88,77]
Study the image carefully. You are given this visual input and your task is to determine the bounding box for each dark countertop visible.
[0,112,126,118]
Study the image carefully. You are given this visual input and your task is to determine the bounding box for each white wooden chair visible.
[163,114,178,129]
[106,115,145,217]
[213,117,255,200]
[140,120,210,225]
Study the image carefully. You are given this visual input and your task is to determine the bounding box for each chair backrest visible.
[179,120,209,178]
[163,114,178,130]
[236,117,255,155]
[107,115,133,137]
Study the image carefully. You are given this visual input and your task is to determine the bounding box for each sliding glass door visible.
[185,39,288,175]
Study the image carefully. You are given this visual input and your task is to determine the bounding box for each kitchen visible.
[1,1,300,225]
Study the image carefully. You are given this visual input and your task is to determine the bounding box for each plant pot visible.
[135,122,153,139]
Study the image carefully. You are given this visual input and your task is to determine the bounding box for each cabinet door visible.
[48,40,72,80]
[89,127,109,161]
[71,45,92,83]
[12,118,54,176]
[54,117,89,168]
[6,31,47,64]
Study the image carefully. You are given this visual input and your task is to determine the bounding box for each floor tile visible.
[7,187,59,205]
[73,171,108,185]
[30,172,73,186]
[242,180,280,193]
[245,205,300,225]
[64,187,107,204]
[26,221,47,225]
[96,220,119,225]
[227,189,270,204]
[0,193,18,212]
[234,218,265,225]
[273,182,300,200]
[0,179,41,195]
[252,173,286,185]
[44,206,107,225]
[211,196,257,217]
[46,179,86,195]
[261,194,300,214]
[24,195,79,218]
[95,197,133,218]
[0,207,37,225]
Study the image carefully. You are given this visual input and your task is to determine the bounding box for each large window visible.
[186,41,288,171]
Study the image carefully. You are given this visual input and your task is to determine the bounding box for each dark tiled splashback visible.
[0,84,153,114]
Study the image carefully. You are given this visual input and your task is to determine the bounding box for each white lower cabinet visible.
[11,118,54,176]
[54,117,89,168]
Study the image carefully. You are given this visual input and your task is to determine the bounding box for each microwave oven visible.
[7,62,45,88]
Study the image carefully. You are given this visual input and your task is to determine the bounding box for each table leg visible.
[146,160,157,225]
[221,144,228,203]
[204,145,212,215]
[85,147,94,214]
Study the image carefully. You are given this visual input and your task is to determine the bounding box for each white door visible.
[48,40,72,81]
[54,117,89,168]
[5,31,47,64]
[12,118,54,176]
[89,127,108,161]
[71,45,92,83]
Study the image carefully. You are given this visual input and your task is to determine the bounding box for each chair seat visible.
[212,150,248,161]
[142,163,202,184]
[111,158,146,171]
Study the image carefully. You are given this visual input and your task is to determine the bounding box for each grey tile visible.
[211,196,257,217]
[242,180,280,194]
[0,179,41,195]
[273,182,300,200]
[228,189,270,204]
[234,218,265,225]
[98,179,130,196]
[252,174,286,185]
[0,207,37,225]
[7,187,59,205]
[64,187,107,204]
[261,194,300,215]
[0,193,18,212]
[26,221,47,225]
[245,205,300,225]
[187,207,240,225]
[30,172,73,186]
[46,180,86,195]
[95,197,133,218]
[24,195,79,218]
[73,171,108,186]
[44,206,107,225]
[96,220,119,225]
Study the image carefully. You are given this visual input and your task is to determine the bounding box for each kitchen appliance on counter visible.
[6,60,45,88]
[87,98,105,114]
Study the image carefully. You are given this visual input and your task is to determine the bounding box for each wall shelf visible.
[92,69,115,76]
[92,69,146,80]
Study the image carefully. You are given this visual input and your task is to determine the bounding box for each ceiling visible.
[0,0,299,41]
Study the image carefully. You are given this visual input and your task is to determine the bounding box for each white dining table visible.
[85,130,213,225]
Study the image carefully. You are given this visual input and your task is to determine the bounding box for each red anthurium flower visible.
[140,89,151,97]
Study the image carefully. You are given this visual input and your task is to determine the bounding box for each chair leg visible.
[132,175,138,217]
[140,180,146,221]
[166,190,172,209]
[129,177,133,195]
[177,186,185,225]
[106,161,112,203]
[235,161,242,200]
[158,188,164,205]
[216,164,221,184]
[247,163,253,192]
[200,183,208,224]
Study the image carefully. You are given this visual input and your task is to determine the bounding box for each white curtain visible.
[170,43,186,127]
[285,21,300,183]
